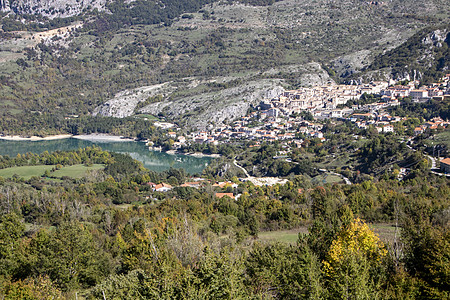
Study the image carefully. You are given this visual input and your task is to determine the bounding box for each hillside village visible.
[140,74,450,192]
[162,75,450,149]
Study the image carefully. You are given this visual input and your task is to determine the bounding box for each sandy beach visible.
[0,134,136,142]
[0,134,73,141]
[72,134,135,142]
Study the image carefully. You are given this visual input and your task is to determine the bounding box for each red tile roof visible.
[215,193,234,199]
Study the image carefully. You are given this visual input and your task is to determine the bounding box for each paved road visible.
[233,158,250,178]
[426,154,437,169]
[406,139,450,177]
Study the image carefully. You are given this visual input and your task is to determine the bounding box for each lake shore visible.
[0,134,136,142]
[165,149,220,158]
[0,134,73,141]
[72,134,135,142]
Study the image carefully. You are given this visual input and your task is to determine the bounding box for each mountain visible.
[0,0,449,132]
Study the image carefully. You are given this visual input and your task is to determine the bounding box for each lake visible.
[0,138,213,174]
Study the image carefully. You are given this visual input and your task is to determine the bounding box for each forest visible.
[0,146,448,299]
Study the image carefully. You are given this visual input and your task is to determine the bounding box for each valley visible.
[0,0,448,299]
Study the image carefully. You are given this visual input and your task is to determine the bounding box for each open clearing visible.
[256,223,398,245]
[0,164,104,179]
[257,228,308,245]
[51,164,104,178]
[0,165,54,179]
[312,174,343,185]
[370,223,399,244]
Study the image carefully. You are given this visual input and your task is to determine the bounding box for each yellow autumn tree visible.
[323,218,387,300]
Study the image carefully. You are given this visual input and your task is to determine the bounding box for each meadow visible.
[0,164,104,180]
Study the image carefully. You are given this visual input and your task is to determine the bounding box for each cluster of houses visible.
[165,77,450,154]
[349,112,399,133]
[146,180,241,199]
[381,79,449,101]
[259,76,450,122]
[189,118,325,146]
[414,117,450,135]
[262,81,389,114]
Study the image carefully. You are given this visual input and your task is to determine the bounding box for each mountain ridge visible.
[0,0,449,133]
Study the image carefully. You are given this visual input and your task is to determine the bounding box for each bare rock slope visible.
[93,77,285,129]
[93,62,333,129]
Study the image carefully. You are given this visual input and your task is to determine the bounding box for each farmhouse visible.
[440,158,450,174]
[153,183,173,192]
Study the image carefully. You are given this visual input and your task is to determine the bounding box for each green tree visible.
[245,242,323,299]
[0,213,25,277]
[24,222,112,290]
[403,219,450,299]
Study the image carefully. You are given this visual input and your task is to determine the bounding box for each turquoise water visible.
[0,138,212,174]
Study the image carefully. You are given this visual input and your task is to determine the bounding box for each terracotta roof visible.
[440,158,450,165]
[154,183,173,190]
[215,193,234,199]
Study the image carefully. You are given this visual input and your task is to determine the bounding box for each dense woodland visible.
[0,147,448,299]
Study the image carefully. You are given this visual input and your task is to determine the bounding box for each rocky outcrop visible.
[3,0,107,18]
[422,29,447,47]
[92,83,175,118]
[0,0,11,12]
[140,78,285,129]
[93,76,286,129]
[92,62,338,129]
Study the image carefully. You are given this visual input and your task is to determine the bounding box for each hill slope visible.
[346,24,449,83]
[0,0,449,132]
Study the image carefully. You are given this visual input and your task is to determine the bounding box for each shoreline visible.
[0,133,136,142]
[165,149,220,158]
[0,134,219,158]
[0,134,73,141]
[72,134,135,142]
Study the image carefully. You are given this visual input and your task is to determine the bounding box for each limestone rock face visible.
[93,77,286,130]
[0,0,11,12]
[2,0,107,18]
[140,80,285,129]
[92,63,337,129]
[92,83,174,118]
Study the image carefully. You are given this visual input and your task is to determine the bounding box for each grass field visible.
[51,164,104,178]
[0,165,54,180]
[257,228,308,245]
[0,164,104,180]
[370,223,399,244]
[312,174,344,185]
[256,223,398,245]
